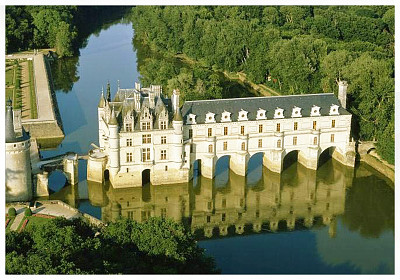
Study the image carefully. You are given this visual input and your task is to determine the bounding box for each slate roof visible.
[181,93,350,124]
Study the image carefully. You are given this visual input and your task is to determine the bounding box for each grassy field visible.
[28,60,38,118]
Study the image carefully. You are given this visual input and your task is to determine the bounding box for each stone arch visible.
[142,169,151,186]
[215,155,230,188]
[48,170,68,192]
[318,146,338,168]
[282,150,300,171]
[247,152,264,186]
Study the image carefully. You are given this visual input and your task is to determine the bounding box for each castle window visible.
[160,121,167,130]
[277,139,282,148]
[294,122,298,131]
[142,134,151,144]
[161,136,166,144]
[223,141,228,151]
[222,198,226,208]
[126,152,133,162]
[207,215,211,223]
[276,123,280,132]
[258,139,263,148]
[141,122,150,130]
[332,120,336,128]
[331,134,335,143]
[240,125,245,135]
[208,128,212,137]
[189,129,193,139]
[313,121,317,130]
[125,123,132,132]
[241,142,246,151]
[165,166,168,171]
[208,144,213,153]
[208,201,212,210]
[313,137,318,145]
[160,150,167,160]
[224,126,228,135]
[126,138,132,146]
[190,144,194,153]
[221,213,226,222]
[293,136,297,146]
[141,148,150,162]
[256,211,260,218]
[259,124,263,133]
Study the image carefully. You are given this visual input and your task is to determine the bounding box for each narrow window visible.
[276,123,280,132]
[161,136,166,144]
[293,136,297,146]
[189,129,193,139]
[256,211,260,218]
[207,215,211,223]
[208,144,213,153]
[190,144,194,153]
[126,152,133,162]
[142,134,151,144]
[313,121,317,130]
[277,139,282,148]
[208,127,212,137]
[207,201,212,210]
[126,138,132,146]
[224,126,228,135]
[241,142,246,151]
[331,134,335,143]
[160,150,167,160]
[258,139,263,148]
[332,119,336,128]
[160,121,167,130]
[165,166,168,171]
[223,141,228,151]
[221,213,226,222]
[240,125,245,135]
[313,136,317,145]
[294,122,298,131]
[259,124,263,133]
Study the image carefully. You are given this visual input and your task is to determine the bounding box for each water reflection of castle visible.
[88,159,353,239]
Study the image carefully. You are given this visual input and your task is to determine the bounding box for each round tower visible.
[5,101,32,202]
[108,107,120,176]
[171,109,184,165]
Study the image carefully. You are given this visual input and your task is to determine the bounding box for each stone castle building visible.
[87,81,355,187]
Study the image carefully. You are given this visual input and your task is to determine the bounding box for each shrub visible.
[8,208,16,217]
[24,208,32,217]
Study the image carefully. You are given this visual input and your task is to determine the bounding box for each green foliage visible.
[8,207,16,217]
[131,5,394,163]
[6,217,218,274]
[24,208,32,217]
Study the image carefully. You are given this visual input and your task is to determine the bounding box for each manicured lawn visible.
[6,217,15,232]
[6,88,14,102]
[24,216,52,231]
[28,59,38,119]
[6,67,14,86]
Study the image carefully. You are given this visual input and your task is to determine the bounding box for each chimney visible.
[135,82,141,91]
[172,89,180,112]
[338,81,348,109]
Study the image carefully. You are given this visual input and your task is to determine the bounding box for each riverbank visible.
[5,51,64,149]
[359,151,394,186]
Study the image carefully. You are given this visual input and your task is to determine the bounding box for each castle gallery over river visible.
[87,81,355,188]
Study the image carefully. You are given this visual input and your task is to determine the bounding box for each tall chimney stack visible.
[338,81,348,109]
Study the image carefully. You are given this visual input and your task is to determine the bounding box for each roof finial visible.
[117,80,120,90]
[106,81,111,102]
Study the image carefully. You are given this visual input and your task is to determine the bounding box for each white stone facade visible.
[88,83,355,187]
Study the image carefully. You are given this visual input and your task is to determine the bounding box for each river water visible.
[41,22,394,274]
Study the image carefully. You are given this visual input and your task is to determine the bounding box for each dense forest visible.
[5,6,131,57]
[6,217,218,274]
[130,6,395,164]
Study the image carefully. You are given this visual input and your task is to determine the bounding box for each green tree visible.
[320,50,354,92]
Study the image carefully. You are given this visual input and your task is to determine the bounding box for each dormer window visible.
[187,113,197,125]
[310,105,321,117]
[291,106,302,118]
[205,112,216,123]
[329,104,340,115]
[221,111,231,122]
[238,109,248,121]
[274,108,284,119]
[256,108,266,120]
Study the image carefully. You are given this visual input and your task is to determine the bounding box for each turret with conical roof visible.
[109,107,118,126]
[98,87,105,108]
